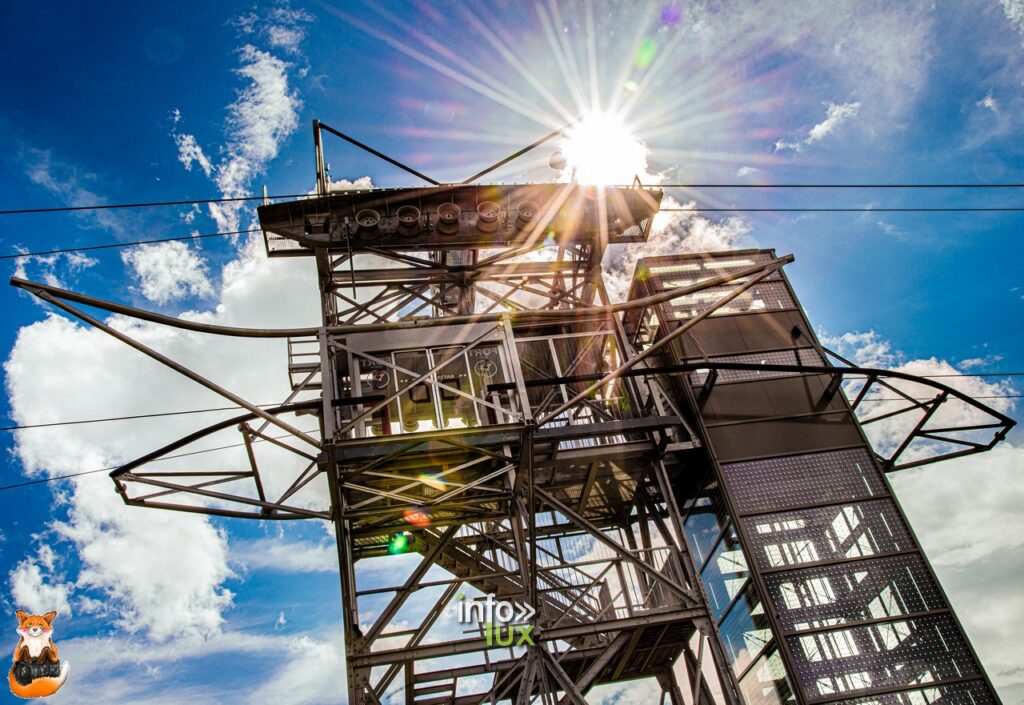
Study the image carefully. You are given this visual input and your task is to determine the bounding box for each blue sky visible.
[1,1,1023,703]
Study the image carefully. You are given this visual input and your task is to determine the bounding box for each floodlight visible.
[476,201,500,233]
[515,201,538,230]
[436,202,461,235]
[355,209,381,239]
[396,205,421,237]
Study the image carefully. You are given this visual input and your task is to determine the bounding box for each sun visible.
[561,112,650,186]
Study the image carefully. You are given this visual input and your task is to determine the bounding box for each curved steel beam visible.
[10,255,794,338]
[110,400,319,479]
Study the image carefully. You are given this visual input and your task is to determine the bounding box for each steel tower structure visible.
[12,121,1015,705]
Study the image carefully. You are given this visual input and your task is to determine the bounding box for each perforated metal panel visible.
[721,449,887,515]
[786,614,982,700]
[741,499,915,571]
[835,680,997,705]
[689,348,825,385]
[668,281,796,318]
[764,554,946,631]
[638,250,998,705]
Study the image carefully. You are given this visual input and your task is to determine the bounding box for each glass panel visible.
[719,581,773,675]
[358,354,399,436]
[742,499,914,571]
[394,350,436,433]
[739,647,798,705]
[683,480,731,567]
[786,614,981,700]
[765,554,946,632]
[434,347,477,429]
[722,448,887,515]
[700,525,750,619]
[516,339,561,416]
[466,343,509,425]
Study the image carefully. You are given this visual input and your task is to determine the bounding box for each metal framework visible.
[9,121,1014,705]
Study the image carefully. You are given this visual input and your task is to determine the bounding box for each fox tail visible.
[8,661,69,699]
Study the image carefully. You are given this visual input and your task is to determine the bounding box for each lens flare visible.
[419,473,447,492]
[388,531,413,555]
[403,508,431,528]
[660,5,682,27]
[634,38,657,70]
[563,112,650,186]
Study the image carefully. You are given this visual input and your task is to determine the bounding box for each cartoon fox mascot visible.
[8,611,69,699]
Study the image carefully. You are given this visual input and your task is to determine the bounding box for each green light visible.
[635,38,657,70]
[388,532,412,555]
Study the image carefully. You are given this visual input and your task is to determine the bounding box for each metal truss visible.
[323,242,604,324]
[10,216,1014,704]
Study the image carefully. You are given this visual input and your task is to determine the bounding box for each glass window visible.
[739,647,797,705]
[719,582,773,675]
[683,481,731,567]
[700,525,750,619]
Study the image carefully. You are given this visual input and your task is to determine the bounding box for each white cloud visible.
[776,100,861,152]
[171,8,309,234]
[173,133,214,177]
[822,330,1016,463]
[181,203,201,224]
[976,91,999,113]
[121,241,214,304]
[961,354,1003,369]
[10,555,73,617]
[207,41,303,233]
[5,232,324,642]
[1000,0,1024,36]
[602,197,753,302]
[13,249,98,291]
[20,147,133,238]
[891,443,1024,695]
[806,101,861,143]
[735,166,759,177]
[232,539,337,573]
[683,2,931,123]
[243,633,345,705]
[773,139,803,153]
[38,627,339,705]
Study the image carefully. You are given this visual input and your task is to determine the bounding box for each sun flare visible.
[562,112,649,186]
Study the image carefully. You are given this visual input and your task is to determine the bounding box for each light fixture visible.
[355,209,381,240]
[515,201,538,230]
[396,205,421,237]
[436,202,461,235]
[476,201,500,233]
